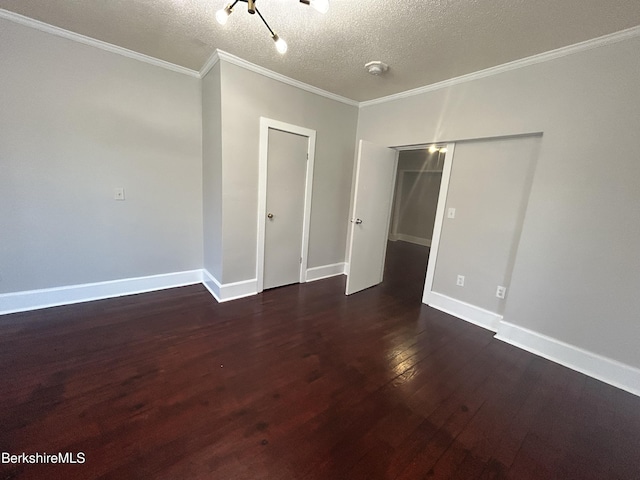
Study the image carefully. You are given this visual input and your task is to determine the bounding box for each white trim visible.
[305,263,347,282]
[390,168,404,239]
[257,118,316,293]
[0,270,202,315]
[5,7,638,107]
[390,234,431,247]
[199,50,221,78]
[427,291,503,332]
[202,270,258,303]
[215,50,359,106]
[4,8,639,105]
[422,143,456,304]
[359,25,640,108]
[0,9,199,78]
[496,321,640,397]
[201,269,222,302]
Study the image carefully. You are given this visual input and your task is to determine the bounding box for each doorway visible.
[383,145,447,300]
[256,118,316,292]
[346,140,453,298]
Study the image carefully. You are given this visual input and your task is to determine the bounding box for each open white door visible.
[345,140,398,295]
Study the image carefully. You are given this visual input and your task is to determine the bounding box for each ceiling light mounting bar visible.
[254,7,275,36]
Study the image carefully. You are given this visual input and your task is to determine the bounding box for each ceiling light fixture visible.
[216,0,329,54]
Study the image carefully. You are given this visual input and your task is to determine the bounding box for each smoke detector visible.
[365,61,389,75]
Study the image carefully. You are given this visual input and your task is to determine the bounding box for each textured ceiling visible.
[1,0,640,101]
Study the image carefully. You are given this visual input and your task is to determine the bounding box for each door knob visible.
[351,218,363,224]
[267,213,274,219]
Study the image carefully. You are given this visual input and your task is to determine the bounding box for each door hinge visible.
[300,257,302,264]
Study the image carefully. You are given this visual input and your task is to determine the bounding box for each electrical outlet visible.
[114,187,125,200]
[496,286,506,299]
[456,275,465,287]
[447,207,456,219]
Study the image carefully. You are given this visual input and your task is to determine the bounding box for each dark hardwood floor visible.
[1,241,640,479]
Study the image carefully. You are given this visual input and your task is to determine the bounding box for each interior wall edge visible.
[202,269,257,303]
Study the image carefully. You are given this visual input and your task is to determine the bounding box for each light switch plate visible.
[114,187,125,200]
[447,207,456,219]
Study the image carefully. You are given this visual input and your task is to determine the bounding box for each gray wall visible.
[392,149,444,242]
[219,61,359,284]
[202,63,223,280]
[0,19,203,293]
[395,171,441,241]
[356,35,640,368]
[432,136,539,314]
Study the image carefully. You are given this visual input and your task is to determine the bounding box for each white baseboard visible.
[426,291,503,332]
[305,262,347,282]
[424,292,640,397]
[202,270,257,303]
[0,270,203,315]
[390,234,432,247]
[496,321,640,397]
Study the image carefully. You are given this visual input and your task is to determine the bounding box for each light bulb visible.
[310,0,329,14]
[440,147,448,153]
[216,5,232,25]
[428,145,438,153]
[273,34,288,54]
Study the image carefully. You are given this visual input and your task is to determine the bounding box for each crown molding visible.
[360,24,640,108]
[213,50,360,107]
[3,7,639,108]
[199,50,221,78]
[0,9,200,78]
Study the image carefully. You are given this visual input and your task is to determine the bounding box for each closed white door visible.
[346,140,398,295]
[263,128,309,290]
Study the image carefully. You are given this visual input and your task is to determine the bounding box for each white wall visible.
[0,19,203,294]
[357,35,640,370]
[219,61,359,284]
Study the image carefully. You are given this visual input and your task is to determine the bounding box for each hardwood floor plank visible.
[1,241,640,479]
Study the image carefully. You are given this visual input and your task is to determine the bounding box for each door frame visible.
[346,141,454,303]
[256,117,316,293]
[421,143,455,304]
